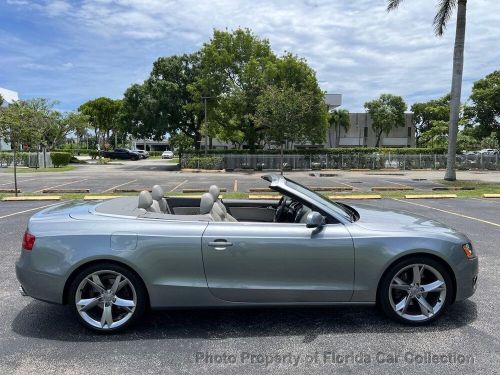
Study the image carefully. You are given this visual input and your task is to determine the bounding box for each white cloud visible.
[3,0,500,110]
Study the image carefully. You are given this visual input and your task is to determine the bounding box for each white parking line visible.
[383,179,422,191]
[336,179,360,191]
[0,177,38,186]
[233,179,238,192]
[101,179,138,193]
[33,179,88,193]
[393,198,500,228]
[0,202,62,220]
[169,179,188,192]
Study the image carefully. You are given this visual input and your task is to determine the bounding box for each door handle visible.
[208,240,233,250]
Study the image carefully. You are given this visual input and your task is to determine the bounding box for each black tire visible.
[68,263,147,333]
[378,256,454,325]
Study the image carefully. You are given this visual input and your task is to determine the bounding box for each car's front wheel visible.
[69,263,147,332]
[378,257,454,325]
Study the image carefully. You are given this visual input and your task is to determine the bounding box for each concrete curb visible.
[405,194,457,199]
[372,186,414,191]
[329,195,382,200]
[0,189,21,193]
[2,196,61,201]
[181,169,226,173]
[483,194,500,198]
[182,188,227,193]
[248,194,281,200]
[43,189,90,193]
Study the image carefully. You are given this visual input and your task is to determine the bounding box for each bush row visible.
[185,147,448,156]
[182,156,224,170]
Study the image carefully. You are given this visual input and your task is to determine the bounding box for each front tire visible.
[378,256,454,325]
[69,263,147,333]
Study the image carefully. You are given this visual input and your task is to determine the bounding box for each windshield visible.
[283,177,354,222]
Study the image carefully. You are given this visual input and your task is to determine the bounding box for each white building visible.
[0,87,20,150]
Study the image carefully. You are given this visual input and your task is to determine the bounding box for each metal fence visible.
[182,153,500,171]
[0,152,53,168]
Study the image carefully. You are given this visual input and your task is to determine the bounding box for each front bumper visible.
[454,256,479,302]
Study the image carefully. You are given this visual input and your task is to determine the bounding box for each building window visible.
[408,127,412,138]
[363,127,368,138]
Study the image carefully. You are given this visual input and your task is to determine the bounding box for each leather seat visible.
[199,193,219,221]
[138,190,160,213]
[208,185,237,222]
[152,185,169,213]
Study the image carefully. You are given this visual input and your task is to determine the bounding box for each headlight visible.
[462,243,474,258]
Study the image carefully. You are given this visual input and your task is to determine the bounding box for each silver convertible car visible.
[16,175,478,332]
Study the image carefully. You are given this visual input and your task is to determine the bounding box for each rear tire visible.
[69,263,147,333]
[378,256,453,325]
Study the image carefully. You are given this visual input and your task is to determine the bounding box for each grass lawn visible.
[0,165,75,173]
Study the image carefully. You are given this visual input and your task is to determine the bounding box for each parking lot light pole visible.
[201,96,210,156]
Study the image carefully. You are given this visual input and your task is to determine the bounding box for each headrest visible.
[208,185,220,201]
[151,185,164,201]
[138,190,153,209]
[200,193,214,215]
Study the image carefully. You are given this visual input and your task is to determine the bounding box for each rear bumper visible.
[15,253,65,304]
[454,257,479,302]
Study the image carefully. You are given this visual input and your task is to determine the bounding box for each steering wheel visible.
[274,196,290,222]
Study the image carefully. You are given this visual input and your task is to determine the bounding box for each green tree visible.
[411,94,450,146]
[329,109,350,147]
[79,97,122,149]
[0,101,43,196]
[255,84,328,174]
[469,70,500,145]
[169,132,193,163]
[388,0,468,180]
[121,54,203,148]
[364,94,407,147]
[195,28,275,151]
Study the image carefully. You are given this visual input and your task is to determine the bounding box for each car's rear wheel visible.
[69,263,147,332]
[378,257,453,325]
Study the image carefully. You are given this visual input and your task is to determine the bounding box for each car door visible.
[201,221,354,303]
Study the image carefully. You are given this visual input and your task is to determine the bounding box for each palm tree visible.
[388,0,467,181]
[329,109,350,147]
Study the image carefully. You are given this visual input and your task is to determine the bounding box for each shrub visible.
[50,152,72,167]
[182,156,223,170]
[185,147,447,156]
[88,150,99,159]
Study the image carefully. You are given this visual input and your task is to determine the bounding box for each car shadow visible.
[12,300,477,342]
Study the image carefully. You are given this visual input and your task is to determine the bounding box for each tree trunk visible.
[445,0,467,181]
[280,143,284,176]
[375,131,382,147]
[13,142,18,197]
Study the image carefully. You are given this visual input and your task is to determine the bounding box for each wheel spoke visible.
[416,295,434,317]
[110,274,122,294]
[116,279,128,293]
[420,280,445,293]
[113,297,135,312]
[391,282,410,291]
[412,265,422,284]
[100,304,114,328]
[76,297,100,312]
[86,278,105,293]
[395,296,411,315]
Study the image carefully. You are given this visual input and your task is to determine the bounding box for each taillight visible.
[22,232,36,251]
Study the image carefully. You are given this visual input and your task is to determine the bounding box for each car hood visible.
[348,203,459,235]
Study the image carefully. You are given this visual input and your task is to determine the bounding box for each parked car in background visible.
[132,149,149,159]
[479,149,498,155]
[101,148,140,161]
[161,150,174,159]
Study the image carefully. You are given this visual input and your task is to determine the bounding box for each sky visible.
[0,0,499,112]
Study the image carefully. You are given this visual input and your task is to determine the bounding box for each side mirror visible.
[306,211,326,234]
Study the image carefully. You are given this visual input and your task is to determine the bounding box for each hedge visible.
[186,147,448,156]
[182,156,224,170]
[50,152,72,167]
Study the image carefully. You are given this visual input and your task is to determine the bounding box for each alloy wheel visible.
[388,263,447,322]
[74,270,137,330]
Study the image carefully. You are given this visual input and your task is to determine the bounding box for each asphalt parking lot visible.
[0,165,499,374]
[1,158,500,194]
